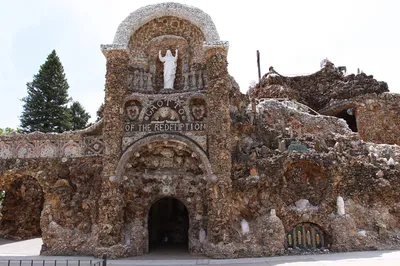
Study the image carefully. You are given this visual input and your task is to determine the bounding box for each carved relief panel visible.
[124,94,207,134]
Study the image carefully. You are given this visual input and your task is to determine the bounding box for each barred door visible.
[286,223,324,249]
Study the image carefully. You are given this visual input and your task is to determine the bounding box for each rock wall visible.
[250,61,388,112]
[0,125,104,245]
[0,157,103,254]
[94,49,129,256]
[228,99,400,255]
[0,124,104,160]
[2,97,398,258]
[203,43,236,257]
[249,61,399,147]
[356,93,400,145]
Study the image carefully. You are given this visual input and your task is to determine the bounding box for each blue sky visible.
[1,0,399,128]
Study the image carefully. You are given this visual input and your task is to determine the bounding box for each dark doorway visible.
[336,108,358,132]
[148,198,189,252]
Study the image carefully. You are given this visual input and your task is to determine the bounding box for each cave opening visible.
[336,108,358,132]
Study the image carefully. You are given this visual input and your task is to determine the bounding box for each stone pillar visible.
[204,42,233,244]
[96,47,128,250]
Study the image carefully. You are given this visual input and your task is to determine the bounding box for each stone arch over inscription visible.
[116,133,212,182]
[112,2,220,48]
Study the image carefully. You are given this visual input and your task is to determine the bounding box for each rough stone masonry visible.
[0,2,400,258]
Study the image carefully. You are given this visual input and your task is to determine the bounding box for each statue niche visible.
[150,35,187,91]
[128,28,206,92]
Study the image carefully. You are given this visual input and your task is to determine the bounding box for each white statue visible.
[337,196,345,216]
[241,219,250,234]
[159,49,178,89]
[199,228,206,243]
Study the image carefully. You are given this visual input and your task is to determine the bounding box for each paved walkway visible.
[0,238,400,265]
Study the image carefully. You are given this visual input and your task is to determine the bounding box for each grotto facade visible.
[1,2,400,258]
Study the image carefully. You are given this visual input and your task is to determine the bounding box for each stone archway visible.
[118,134,210,256]
[148,197,189,252]
[110,2,220,48]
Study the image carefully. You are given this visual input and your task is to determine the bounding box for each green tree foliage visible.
[0,128,22,135]
[69,101,91,130]
[20,50,71,133]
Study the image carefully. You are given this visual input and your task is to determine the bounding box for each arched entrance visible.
[0,177,44,239]
[119,134,210,255]
[148,197,189,252]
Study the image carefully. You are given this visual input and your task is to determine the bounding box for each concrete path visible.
[0,238,42,256]
[0,238,400,265]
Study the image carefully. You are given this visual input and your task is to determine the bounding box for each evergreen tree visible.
[20,50,71,133]
[69,101,91,130]
[96,103,104,122]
